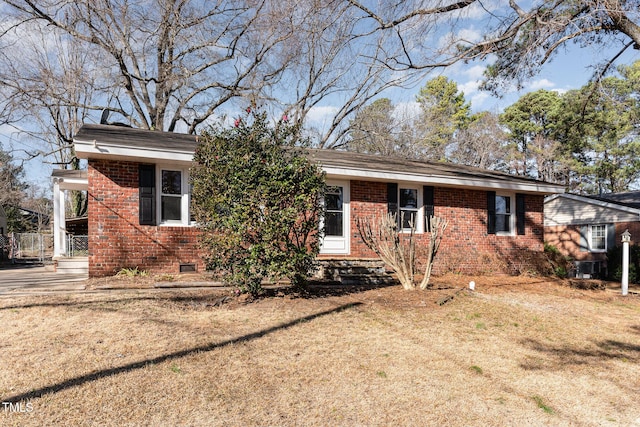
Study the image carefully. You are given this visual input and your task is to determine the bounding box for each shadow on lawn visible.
[269,280,399,299]
[2,302,362,404]
[162,280,400,306]
[0,296,163,311]
[520,337,640,371]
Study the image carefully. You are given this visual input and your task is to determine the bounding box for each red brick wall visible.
[322,180,546,275]
[89,161,547,277]
[87,159,204,277]
[544,225,596,262]
[545,221,640,263]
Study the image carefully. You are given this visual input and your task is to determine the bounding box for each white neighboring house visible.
[544,193,640,278]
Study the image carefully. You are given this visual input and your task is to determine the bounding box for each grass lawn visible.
[1,275,639,426]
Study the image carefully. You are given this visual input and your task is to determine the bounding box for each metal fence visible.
[0,233,88,264]
[0,235,8,262]
[3,233,54,263]
[67,234,88,257]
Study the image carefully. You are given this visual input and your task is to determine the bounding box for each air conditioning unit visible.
[574,261,602,279]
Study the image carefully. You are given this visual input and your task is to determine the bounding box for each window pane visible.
[162,170,182,195]
[401,209,417,229]
[496,213,510,232]
[400,188,417,209]
[162,196,182,221]
[325,212,343,236]
[591,225,606,250]
[325,191,343,211]
[496,195,510,214]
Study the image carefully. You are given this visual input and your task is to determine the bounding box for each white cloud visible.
[459,80,480,97]
[470,91,491,109]
[393,101,421,121]
[437,26,482,50]
[306,106,339,125]
[463,65,486,80]
[526,79,555,90]
[457,79,493,109]
[456,27,482,44]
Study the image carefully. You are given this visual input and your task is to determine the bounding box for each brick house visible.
[545,193,640,278]
[59,124,564,277]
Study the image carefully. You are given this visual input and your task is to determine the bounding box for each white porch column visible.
[52,178,67,258]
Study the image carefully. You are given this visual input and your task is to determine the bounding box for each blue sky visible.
[392,42,640,114]
[3,21,640,193]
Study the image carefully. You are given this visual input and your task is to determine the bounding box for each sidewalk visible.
[0,265,87,296]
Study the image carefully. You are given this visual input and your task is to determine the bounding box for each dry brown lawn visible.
[1,274,640,426]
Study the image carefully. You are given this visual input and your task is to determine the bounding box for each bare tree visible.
[0,0,509,154]
[5,0,632,164]
[356,213,448,290]
[450,111,509,171]
[343,1,640,92]
[1,0,298,133]
[346,98,404,156]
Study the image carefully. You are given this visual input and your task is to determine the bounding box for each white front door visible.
[320,180,350,255]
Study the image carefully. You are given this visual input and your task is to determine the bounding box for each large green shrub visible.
[191,111,325,295]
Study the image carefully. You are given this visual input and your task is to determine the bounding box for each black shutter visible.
[487,191,496,235]
[516,193,526,235]
[606,224,616,250]
[387,183,398,214]
[423,186,434,232]
[139,164,156,225]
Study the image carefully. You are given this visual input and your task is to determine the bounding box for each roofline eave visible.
[73,138,565,195]
[324,167,565,194]
[74,139,194,164]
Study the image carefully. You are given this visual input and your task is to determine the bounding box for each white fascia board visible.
[323,166,564,194]
[51,176,88,191]
[546,193,640,216]
[74,139,194,165]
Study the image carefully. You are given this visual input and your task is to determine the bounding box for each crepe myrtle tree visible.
[191,110,326,296]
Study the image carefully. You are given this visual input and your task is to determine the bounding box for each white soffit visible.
[74,139,194,164]
[323,166,564,194]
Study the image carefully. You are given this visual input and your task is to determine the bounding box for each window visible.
[590,224,607,251]
[495,195,511,233]
[580,224,613,253]
[399,188,419,230]
[488,191,526,236]
[161,170,183,222]
[387,183,428,233]
[324,186,344,236]
[320,181,350,255]
[138,164,192,226]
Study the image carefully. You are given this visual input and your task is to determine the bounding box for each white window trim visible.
[398,183,423,234]
[320,180,350,255]
[156,165,192,226]
[588,224,607,253]
[495,192,515,237]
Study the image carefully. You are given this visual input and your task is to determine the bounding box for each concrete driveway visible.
[0,265,87,296]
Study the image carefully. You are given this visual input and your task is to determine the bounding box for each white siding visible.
[545,196,640,226]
